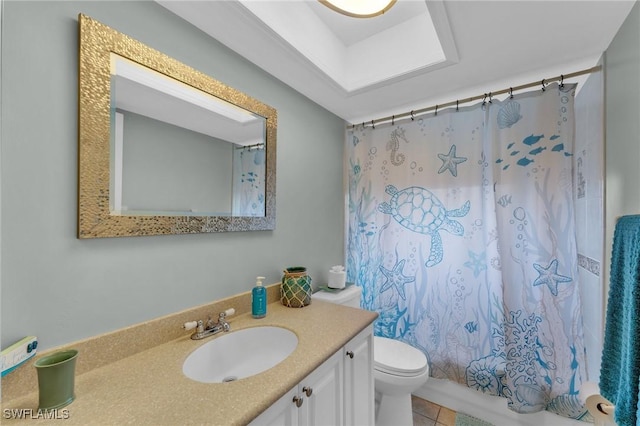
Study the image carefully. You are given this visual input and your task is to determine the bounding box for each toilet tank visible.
[312,285,362,308]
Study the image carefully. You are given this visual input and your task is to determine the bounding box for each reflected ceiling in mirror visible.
[110,54,267,217]
[78,14,276,238]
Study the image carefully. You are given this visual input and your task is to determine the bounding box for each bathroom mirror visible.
[78,14,276,238]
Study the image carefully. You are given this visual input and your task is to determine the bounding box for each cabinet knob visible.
[346,350,354,359]
[293,395,304,407]
[303,386,313,397]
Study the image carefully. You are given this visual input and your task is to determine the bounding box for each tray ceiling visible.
[158,0,636,124]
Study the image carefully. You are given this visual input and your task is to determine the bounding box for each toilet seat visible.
[374,336,428,377]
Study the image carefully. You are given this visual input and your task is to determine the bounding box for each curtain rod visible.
[350,65,602,129]
[235,142,265,150]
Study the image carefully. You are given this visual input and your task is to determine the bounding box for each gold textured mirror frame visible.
[78,14,276,238]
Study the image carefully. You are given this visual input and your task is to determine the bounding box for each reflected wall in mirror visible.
[78,14,276,238]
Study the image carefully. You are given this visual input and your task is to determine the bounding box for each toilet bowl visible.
[313,286,429,426]
[373,335,429,426]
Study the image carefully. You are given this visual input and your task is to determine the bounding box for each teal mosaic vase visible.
[281,267,312,308]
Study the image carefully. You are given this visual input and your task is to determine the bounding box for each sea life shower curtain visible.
[346,83,588,420]
[232,146,265,216]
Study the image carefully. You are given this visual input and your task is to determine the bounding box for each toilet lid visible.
[374,336,428,377]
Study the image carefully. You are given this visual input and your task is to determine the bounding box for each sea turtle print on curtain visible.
[378,185,470,267]
[346,83,589,421]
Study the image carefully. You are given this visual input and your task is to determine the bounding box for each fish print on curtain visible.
[346,83,589,420]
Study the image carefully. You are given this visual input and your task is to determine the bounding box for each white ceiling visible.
[158,0,636,124]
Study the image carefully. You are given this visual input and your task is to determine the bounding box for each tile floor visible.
[411,395,457,426]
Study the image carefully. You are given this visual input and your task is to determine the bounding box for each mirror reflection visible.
[110,54,267,217]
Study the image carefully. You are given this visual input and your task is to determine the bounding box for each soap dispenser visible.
[252,276,267,319]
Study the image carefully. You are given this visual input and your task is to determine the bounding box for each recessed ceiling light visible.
[318,0,397,18]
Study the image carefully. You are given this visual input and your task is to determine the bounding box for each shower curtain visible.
[346,83,588,420]
[232,146,265,216]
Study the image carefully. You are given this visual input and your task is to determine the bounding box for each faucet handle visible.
[183,321,198,331]
[218,308,235,322]
[184,320,205,338]
[218,308,235,332]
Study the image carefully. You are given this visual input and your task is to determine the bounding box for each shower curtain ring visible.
[488,92,493,103]
[482,93,487,108]
[456,100,459,111]
[410,110,415,121]
[560,74,564,88]
[392,115,395,126]
[435,105,438,116]
[371,120,375,129]
[509,87,513,99]
[541,79,546,91]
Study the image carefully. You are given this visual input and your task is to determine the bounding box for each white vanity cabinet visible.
[299,350,344,426]
[254,387,298,426]
[252,351,342,426]
[343,326,375,426]
[252,325,374,426]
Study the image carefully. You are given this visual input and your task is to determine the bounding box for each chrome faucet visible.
[183,308,235,340]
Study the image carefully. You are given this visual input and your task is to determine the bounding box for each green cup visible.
[34,349,78,410]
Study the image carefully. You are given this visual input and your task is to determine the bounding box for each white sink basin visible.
[182,326,298,383]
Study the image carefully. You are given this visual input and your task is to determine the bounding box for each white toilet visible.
[313,286,429,426]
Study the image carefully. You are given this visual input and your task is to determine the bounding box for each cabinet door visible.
[344,325,375,426]
[299,350,343,426]
[249,387,298,426]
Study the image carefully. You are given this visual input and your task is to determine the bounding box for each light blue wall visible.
[0,1,346,350]
[119,112,234,214]
[604,1,640,301]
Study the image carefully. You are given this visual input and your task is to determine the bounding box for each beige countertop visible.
[2,300,377,425]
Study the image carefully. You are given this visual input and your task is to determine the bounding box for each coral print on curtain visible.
[346,83,588,420]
